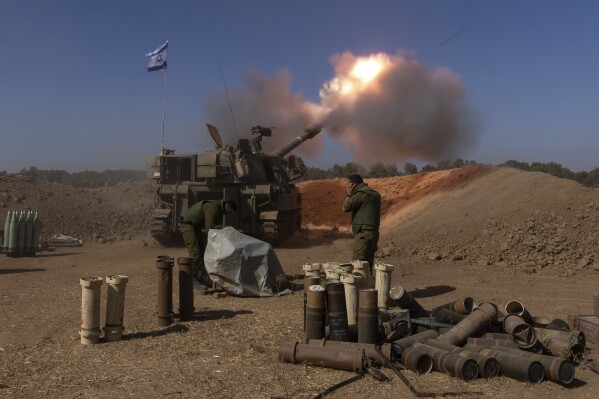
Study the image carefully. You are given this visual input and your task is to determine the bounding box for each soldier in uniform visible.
[342,174,381,276]
[179,199,237,288]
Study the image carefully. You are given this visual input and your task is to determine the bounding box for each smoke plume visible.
[203,69,326,156]
[203,51,476,163]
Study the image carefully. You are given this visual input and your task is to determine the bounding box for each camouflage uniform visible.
[342,182,381,273]
[179,200,224,280]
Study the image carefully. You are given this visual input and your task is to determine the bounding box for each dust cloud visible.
[203,51,476,163]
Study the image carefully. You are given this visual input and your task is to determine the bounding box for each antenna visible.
[216,55,239,139]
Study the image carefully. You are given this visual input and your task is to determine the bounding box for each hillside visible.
[299,166,599,276]
[2,166,598,276]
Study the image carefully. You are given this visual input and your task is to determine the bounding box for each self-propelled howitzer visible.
[146,123,323,246]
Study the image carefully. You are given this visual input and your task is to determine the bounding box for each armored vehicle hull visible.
[147,124,322,246]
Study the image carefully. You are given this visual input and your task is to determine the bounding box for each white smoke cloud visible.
[203,51,476,164]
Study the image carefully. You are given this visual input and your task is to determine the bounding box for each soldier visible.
[342,174,381,277]
[179,199,237,288]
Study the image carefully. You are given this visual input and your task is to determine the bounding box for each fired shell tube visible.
[2,210,10,250]
[535,327,585,357]
[24,211,33,252]
[156,256,174,327]
[374,262,394,311]
[302,263,322,279]
[532,317,551,328]
[305,285,326,341]
[467,337,520,349]
[545,318,571,332]
[341,273,361,340]
[104,275,129,342]
[358,288,379,344]
[391,329,440,354]
[433,308,467,325]
[483,344,575,385]
[432,297,477,316]
[351,260,372,287]
[401,346,434,374]
[424,339,500,378]
[481,332,512,340]
[326,282,349,341]
[443,353,480,381]
[303,276,321,332]
[177,257,195,321]
[80,276,104,345]
[438,303,497,346]
[503,314,539,349]
[388,285,429,318]
[307,338,393,366]
[505,300,533,324]
[278,341,364,372]
[462,344,545,383]
[411,342,450,372]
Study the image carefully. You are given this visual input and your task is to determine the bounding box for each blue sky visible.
[1,0,598,173]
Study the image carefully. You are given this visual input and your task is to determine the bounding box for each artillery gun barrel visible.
[270,124,323,158]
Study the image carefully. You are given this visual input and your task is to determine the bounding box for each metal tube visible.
[374,262,394,311]
[104,275,129,342]
[466,337,520,349]
[505,300,533,324]
[302,263,322,279]
[156,256,174,326]
[438,303,497,346]
[503,314,539,349]
[177,257,195,321]
[307,338,393,366]
[479,344,575,385]
[24,211,33,252]
[388,285,429,318]
[433,308,466,325]
[8,210,17,252]
[424,339,500,378]
[534,328,585,357]
[391,329,440,354]
[358,288,378,344]
[80,276,104,345]
[303,276,321,332]
[305,285,326,341]
[401,346,433,374]
[279,341,363,372]
[432,297,477,316]
[463,344,545,383]
[326,282,349,341]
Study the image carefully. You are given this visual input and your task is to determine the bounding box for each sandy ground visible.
[1,166,599,398]
[0,235,598,399]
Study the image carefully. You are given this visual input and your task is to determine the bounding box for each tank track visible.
[262,210,301,246]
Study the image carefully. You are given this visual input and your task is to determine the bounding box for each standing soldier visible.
[179,199,237,288]
[342,174,381,277]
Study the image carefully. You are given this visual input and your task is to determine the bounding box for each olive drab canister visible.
[358,288,379,344]
[305,285,326,341]
[326,282,349,341]
[177,257,195,321]
[156,256,174,326]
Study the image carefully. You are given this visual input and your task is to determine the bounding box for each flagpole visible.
[160,66,168,154]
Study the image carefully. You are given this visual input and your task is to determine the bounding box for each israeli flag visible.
[146,41,168,72]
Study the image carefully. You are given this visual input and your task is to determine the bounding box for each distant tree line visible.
[501,160,599,188]
[4,167,146,188]
[3,159,597,188]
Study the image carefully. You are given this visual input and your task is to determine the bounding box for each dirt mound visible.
[299,166,599,276]
[0,174,155,243]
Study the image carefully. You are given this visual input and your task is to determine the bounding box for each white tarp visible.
[204,227,288,297]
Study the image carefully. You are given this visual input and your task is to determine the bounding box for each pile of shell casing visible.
[280,261,582,386]
[1,210,41,256]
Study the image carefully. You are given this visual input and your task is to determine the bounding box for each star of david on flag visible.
[146,41,168,72]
